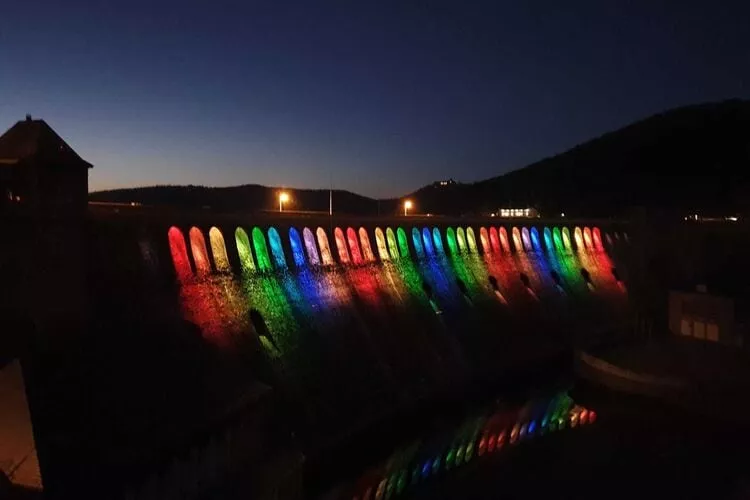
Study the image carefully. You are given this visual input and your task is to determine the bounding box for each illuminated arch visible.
[334,227,350,264]
[252,227,272,271]
[209,227,230,272]
[432,227,445,254]
[499,227,511,253]
[561,227,572,252]
[592,227,604,252]
[374,227,389,261]
[268,227,287,269]
[289,227,306,267]
[446,227,458,254]
[489,227,500,254]
[168,226,192,281]
[456,227,467,252]
[552,227,564,252]
[583,227,593,251]
[316,227,334,265]
[302,227,320,265]
[512,227,523,253]
[386,228,399,260]
[359,228,375,262]
[466,227,478,253]
[521,227,532,252]
[479,227,491,254]
[530,227,542,252]
[422,227,434,255]
[189,227,211,275]
[605,232,614,248]
[574,227,584,251]
[347,227,363,264]
[396,227,410,258]
[543,227,554,251]
[235,227,255,272]
[412,227,425,258]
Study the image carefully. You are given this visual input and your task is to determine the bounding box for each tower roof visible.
[0,116,93,168]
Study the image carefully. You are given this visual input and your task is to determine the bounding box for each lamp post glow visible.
[404,199,413,216]
[279,191,290,212]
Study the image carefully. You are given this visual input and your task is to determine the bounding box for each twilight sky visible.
[1,1,748,198]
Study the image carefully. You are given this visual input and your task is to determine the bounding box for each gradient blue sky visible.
[2,1,748,197]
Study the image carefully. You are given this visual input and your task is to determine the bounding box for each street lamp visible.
[404,199,413,216]
[279,191,290,212]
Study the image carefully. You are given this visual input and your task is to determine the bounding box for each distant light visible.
[726,216,739,222]
[561,212,565,218]
[278,191,290,212]
[404,199,413,216]
[491,213,496,217]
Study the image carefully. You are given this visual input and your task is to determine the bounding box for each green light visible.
[466,227,478,253]
[252,227,272,271]
[456,227,467,252]
[374,227,389,260]
[386,227,399,260]
[397,227,410,257]
[446,227,458,254]
[446,449,455,469]
[235,227,256,272]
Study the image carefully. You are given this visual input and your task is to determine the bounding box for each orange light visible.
[404,199,413,216]
[278,191,290,212]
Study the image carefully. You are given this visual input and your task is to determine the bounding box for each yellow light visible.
[279,192,290,203]
[403,199,413,216]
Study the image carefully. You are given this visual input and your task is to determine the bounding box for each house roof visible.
[0,116,93,169]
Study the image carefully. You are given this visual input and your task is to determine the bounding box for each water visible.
[167,223,628,444]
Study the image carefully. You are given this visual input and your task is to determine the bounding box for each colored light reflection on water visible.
[165,222,626,458]
[344,391,596,500]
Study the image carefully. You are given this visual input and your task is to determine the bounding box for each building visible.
[668,288,746,348]
[498,207,539,218]
[0,116,92,216]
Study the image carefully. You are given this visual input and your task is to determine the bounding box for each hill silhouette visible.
[90,99,750,217]
[89,184,382,215]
